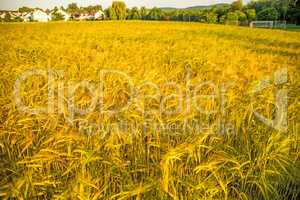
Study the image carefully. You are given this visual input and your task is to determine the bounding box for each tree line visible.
[117,0,299,25]
[2,0,300,25]
[17,4,103,15]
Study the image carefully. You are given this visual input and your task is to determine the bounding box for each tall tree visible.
[273,0,291,20]
[107,7,117,20]
[140,7,148,20]
[67,3,79,15]
[286,0,300,24]
[128,7,141,20]
[257,7,279,20]
[147,7,164,20]
[82,5,102,15]
[215,4,231,22]
[245,9,257,21]
[110,1,127,20]
[226,12,239,24]
[231,0,243,11]
[53,6,59,12]
[204,10,218,23]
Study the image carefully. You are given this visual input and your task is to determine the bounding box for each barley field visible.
[0,21,299,199]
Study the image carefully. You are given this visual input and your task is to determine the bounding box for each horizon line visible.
[0,2,238,11]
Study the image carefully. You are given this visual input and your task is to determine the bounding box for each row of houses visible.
[0,10,23,20]
[0,9,105,22]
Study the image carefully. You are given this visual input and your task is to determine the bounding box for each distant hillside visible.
[160,3,230,12]
[186,3,230,10]
[185,5,212,10]
[160,7,178,12]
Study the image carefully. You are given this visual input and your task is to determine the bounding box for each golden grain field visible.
[0,21,299,199]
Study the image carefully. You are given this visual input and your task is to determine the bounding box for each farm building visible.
[0,10,22,20]
[0,12,6,19]
[22,13,32,22]
[78,13,95,20]
[94,10,105,20]
[31,9,51,22]
[1,8,104,22]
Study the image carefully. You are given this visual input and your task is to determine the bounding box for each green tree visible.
[147,7,164,20]
[226,12,239,25]
[245,9,256,21]
[128,7,140,20]
[67,3,79,15]
[13,16,23,22]
[235,11,247,23]
[215,4,231,22]
[257,8,279,20]
[4,13,11,22]
[110,1,127,20]
[247,0,294,21]
[53,6,59,13]
[177,10,190,21]
[107,7,117,20]
[248,0,272,13]
[273,0,290,20]
[140,7,148,20]
[287,0,300,24]
[198,10,217,23]
[18,6,34,13]
[206,11,218,23]
[82,5,102,15]
[52,12,65,21]
[231,0,243,11]
[219,15,227,24]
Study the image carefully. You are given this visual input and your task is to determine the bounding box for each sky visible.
[0,0,251,10]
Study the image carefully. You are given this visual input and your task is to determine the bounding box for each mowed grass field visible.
[0,21,299,199]
[286,24,300,32]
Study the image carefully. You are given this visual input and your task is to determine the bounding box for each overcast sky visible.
[0,0,251,10]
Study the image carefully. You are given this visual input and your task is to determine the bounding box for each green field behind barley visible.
[0,21,299,199]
